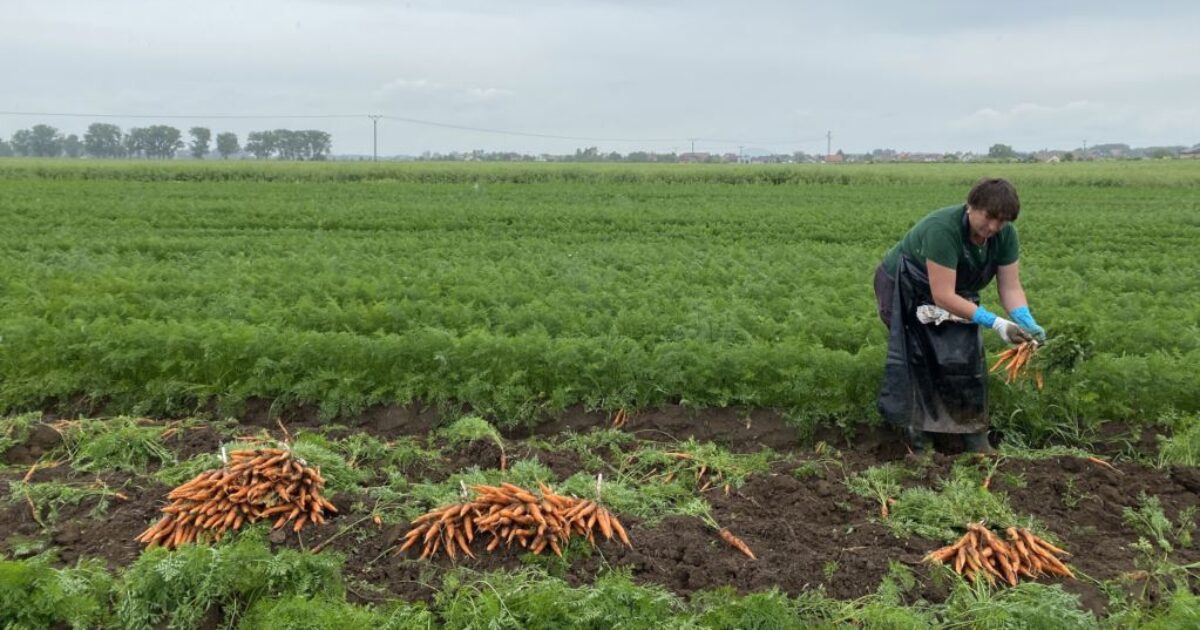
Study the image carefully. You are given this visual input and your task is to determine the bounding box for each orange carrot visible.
[1085,456,1120,474]
[610,515,632,548]
[718,528,757,560]
[923,546,957,564]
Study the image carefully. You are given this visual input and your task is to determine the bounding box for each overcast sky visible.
[3,0,1198,156]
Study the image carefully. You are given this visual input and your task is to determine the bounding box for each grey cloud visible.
[2,1,1198,155]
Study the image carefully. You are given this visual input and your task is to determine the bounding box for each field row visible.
[2,410,1200,627]
[1,161,1198,432]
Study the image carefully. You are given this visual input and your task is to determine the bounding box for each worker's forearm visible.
[931,291,981,321]
[999,286,1028,314]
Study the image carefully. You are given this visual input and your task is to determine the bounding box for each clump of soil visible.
[2,423,64,465]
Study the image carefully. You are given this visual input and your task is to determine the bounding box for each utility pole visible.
[1082,139,1087,159]
[368,115,382,161]
[826,130,832,157]
[689,138,695,154]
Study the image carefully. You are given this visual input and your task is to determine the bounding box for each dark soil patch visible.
[812,423,919,467]
[521,405,804,453]
[442,439,506,473]
[1089,421,1165,460]
[510,445,586,480]
[416,440,585,483]
[0,469,167,571]
[993,456,1200,615]
[628,468,935,601]
[164,424,226,462]
[51,480,168,570]
[234,398,446,440]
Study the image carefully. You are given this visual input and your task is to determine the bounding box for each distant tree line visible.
[0,123,332,160]
[243,130,332,161]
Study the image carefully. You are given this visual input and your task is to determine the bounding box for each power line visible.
[693,135,828,148]
[378,114,681,143]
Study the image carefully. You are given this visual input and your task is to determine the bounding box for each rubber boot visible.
[963,431,997,455]
[906,426,933,455]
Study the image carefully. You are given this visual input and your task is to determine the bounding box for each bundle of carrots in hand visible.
[991,341,1043,389]
[924,522,1073,585]
[137,447,336,549]
[399,481,631,560]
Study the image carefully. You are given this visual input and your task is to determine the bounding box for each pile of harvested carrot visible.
[924,523,1073,585]
[990,341,1043,388]
[399,482,631,559]
[137,447,336,549]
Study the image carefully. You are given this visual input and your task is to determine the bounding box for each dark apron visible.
[878,210,998,434]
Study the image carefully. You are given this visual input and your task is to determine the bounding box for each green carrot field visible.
[2,159,1199,628]
[1,160,1197,431]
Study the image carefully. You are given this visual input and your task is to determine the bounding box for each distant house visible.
[1182,145,1200,159]
[894,152,941,162]
[678,152,711,163]
[824,152,844,163]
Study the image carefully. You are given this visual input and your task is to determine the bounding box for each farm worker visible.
[874,178,1046,454]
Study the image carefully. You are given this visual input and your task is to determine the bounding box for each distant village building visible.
[897,152,942,162]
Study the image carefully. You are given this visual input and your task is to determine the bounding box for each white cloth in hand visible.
[915,305,970,326]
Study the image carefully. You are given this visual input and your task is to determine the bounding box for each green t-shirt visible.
[881,204,1019,283]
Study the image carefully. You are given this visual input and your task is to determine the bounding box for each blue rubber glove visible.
[972,305,1030,344]
[970,305,997,327]
[1009,305,1046,341]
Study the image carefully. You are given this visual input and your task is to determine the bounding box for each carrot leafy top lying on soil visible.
[6,478,128,527]
[287,433,367,493]
[558,472,695,522]
[885,461,1037,542]
[632,438,777,491]
[437,416,504,451]
[846,462,909,515]
[556,428,637,471]
[62,417,175,474]
[381,458,558,522]
[335,433,437,473]
[154,453,224,487]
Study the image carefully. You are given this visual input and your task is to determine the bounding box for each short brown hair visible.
[967,178,1020,221]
